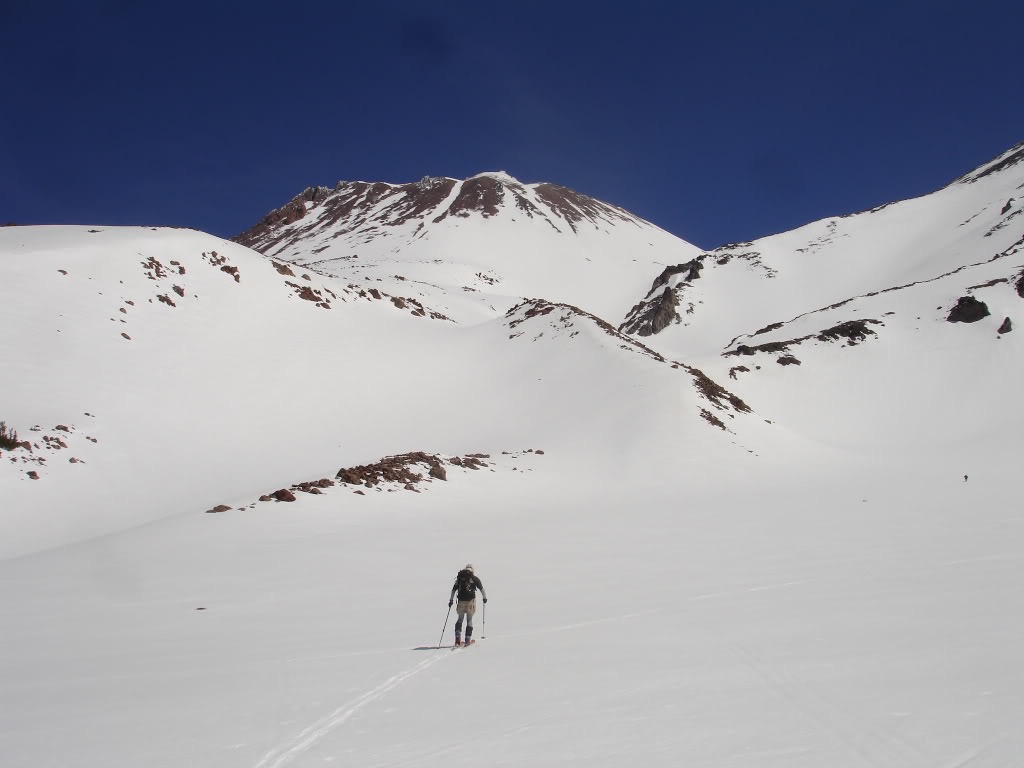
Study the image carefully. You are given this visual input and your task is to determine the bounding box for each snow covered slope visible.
[0,225,747,558]
[622,141,1024,357]
[234,172,703,324]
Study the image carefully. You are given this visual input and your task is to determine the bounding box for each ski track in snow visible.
[252,654,445,768]
[251,582,807,767]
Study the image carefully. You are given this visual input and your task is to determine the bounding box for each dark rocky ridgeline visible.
[1016,269,1024,298]
[620,257,706,336]
[725,318,882,358]
[947,295,990,323]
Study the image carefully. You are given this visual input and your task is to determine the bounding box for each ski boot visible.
[454,634,463,647]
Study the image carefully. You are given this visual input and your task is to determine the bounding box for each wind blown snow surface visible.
[2,147,1024,767]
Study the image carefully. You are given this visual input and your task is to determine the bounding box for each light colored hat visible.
[464,563,474,573]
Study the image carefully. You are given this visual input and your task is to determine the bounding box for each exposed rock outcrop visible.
[620,258,705,336]
[947,296,990,323]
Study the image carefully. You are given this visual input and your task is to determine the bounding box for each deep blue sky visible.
[2,1,1020,249]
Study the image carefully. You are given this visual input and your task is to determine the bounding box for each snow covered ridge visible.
[504,298,751,430]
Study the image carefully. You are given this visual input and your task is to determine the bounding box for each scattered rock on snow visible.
[998,317,1013,334]
[272,489,296,502]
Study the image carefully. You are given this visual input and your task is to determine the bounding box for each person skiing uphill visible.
[449,564,487,646]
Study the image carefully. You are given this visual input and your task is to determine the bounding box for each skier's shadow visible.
[412,645,449,651]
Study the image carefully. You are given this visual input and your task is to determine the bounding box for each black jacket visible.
[450,571,486,602]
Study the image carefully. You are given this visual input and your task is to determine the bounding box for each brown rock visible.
[429,463,447,481]
[337,469,363,485]
[259,495,273,502]
[27,471,39,480]
[206,504,232,513]
[272,489,296,502]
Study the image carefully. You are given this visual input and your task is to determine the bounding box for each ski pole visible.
[482,601,486,639]
[437,604,452,649]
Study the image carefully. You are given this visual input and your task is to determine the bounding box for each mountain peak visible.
[233,171,668,256]
[468,170,521,184]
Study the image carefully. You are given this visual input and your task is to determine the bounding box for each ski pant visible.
[455,599,476,637]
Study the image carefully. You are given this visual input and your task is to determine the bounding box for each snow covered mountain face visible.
[619,141,1024,456]
[3,146,1024,767]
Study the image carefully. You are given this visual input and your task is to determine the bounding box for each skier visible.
[448,564,487,646]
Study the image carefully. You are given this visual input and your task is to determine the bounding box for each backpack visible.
[456,569,476,597]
